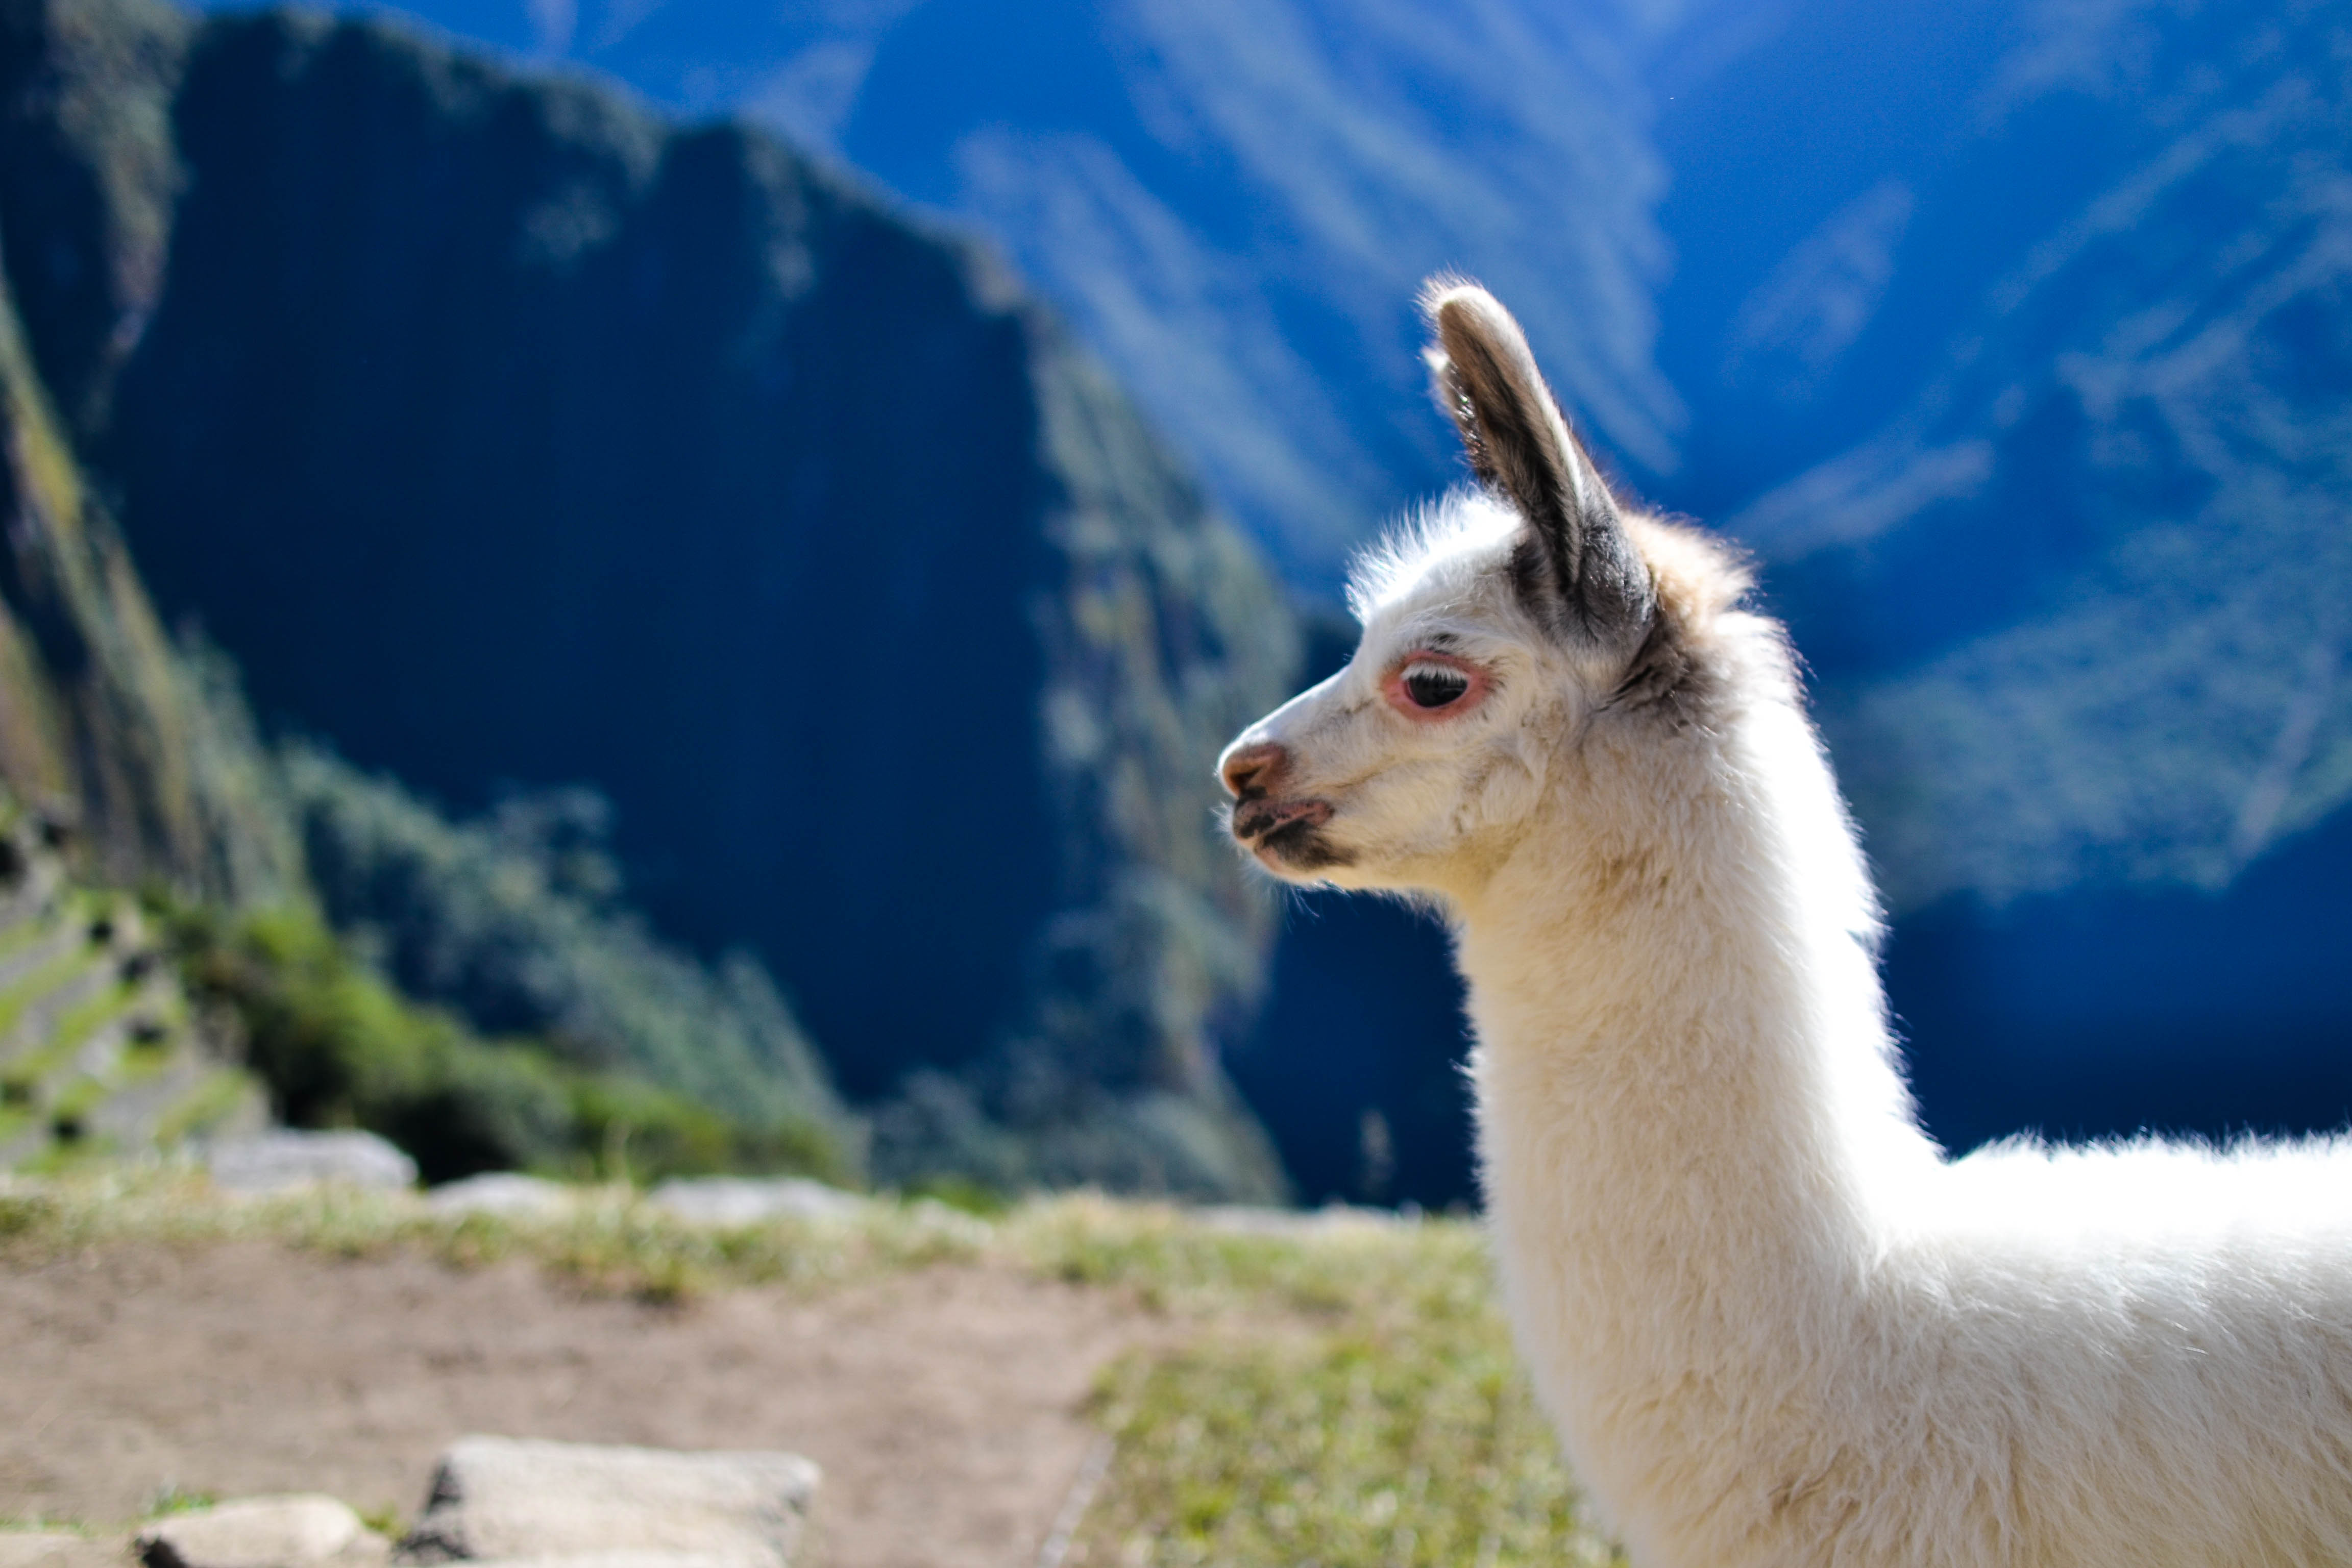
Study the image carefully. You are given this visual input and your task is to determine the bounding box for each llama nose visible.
[1221,741,1288,800]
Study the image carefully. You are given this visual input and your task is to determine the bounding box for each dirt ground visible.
[0,1241,1173,1568]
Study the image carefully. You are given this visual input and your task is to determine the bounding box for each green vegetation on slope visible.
[278,744,846,1144]
[0,673,864,1188]
[169,902,852,1187]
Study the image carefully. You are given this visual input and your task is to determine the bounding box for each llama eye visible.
[1402,664,1471,709]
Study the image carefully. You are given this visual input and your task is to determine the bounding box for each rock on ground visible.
[398,1438,817,1568]
[203,1133,418,1195]
[136,1497,387,1568]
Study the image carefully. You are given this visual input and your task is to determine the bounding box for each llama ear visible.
[1420,279,1653,647]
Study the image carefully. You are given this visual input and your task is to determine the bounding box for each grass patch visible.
[0,1167,990,1300]
[1016,1203,1623,1566]
[1075,1330,1619,1567]
[110,1034,180,1088]
[0,1517,99,1536]
[150,1068,261,1147]
[140,1486,219,1520]
[168,904,851,1187]
[353,1504,404,1540]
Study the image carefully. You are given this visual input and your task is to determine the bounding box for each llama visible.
[1217,279,2352,1567]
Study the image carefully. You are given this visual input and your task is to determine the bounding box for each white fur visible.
[1222,427,2352,1563]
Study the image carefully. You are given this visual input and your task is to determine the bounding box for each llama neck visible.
[1452,672,1937,1455]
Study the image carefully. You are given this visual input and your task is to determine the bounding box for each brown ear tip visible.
[1416,273,1493,324]
[1422,281,1529,366]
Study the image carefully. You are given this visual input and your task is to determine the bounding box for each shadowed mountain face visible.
[187,0,1683,593]
[107,11,1067,1094]
[0,0,1298,1196]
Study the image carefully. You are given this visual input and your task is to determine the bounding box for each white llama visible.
[1218,279,2352,1567]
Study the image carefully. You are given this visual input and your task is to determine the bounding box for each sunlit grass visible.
[0,1171,1621,1565]
[1032,1202,1622,1567]
[1074,1329,1620,1568]
[0,1167,992,1301]
[149,1069,261,1147]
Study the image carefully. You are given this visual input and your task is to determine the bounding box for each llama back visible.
[1876,1135,2352,1566]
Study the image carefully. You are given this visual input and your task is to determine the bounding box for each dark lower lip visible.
[1229,798,1353,871]
[1231,798,1333,841]
[1254,816,1355,871]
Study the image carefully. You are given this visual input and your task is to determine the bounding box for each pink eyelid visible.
[1381,649,1491,720]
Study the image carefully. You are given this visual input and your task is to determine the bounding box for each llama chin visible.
[1217,279,2352,1567]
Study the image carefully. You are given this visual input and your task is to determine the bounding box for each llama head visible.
[1217,279,1744,897]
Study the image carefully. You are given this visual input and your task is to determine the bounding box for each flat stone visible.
[0,1533,128,1568]
[136,1497,386,1568]
[204,1131,418,1195]
[646,1178,864,1227]
[424,1174,576,1218]
[398,1437,818,1568]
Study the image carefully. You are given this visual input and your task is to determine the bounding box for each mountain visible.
[0,0,1300,1197]
[1718,0,2352,899]
[811,0,1682,590]
[1688,0,2352,1149]
[167,0,1686,593]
